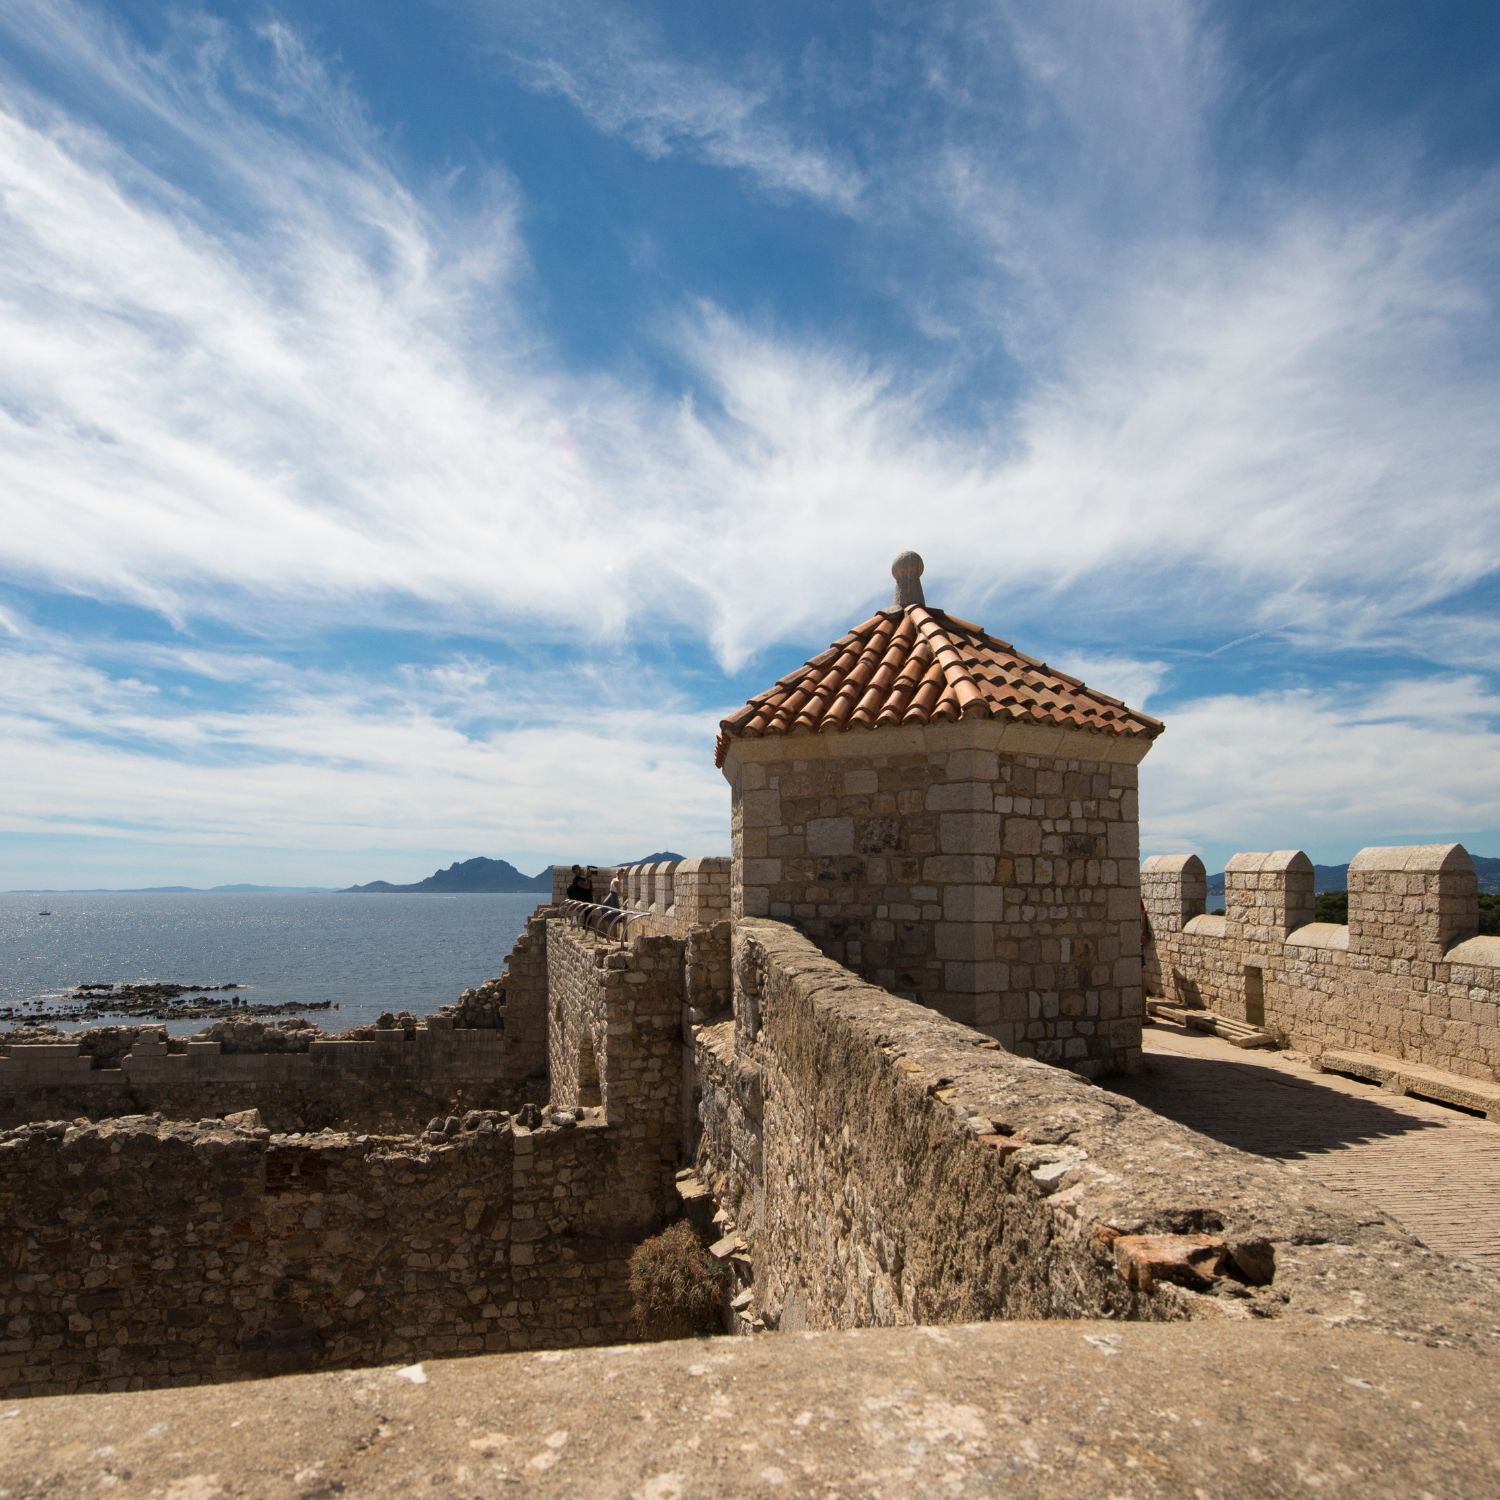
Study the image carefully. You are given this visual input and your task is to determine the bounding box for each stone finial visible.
[892,551,925,608]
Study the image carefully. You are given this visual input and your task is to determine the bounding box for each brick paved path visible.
[1114,1022,1500,1271]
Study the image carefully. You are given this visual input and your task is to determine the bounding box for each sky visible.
[1,0,1498,889]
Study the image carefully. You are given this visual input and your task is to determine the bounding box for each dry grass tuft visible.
[628,1220,727,1340]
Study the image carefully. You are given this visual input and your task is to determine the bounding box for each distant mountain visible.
[341,857,550,895]
[1205,855,1500,898]
[619,851,685,866]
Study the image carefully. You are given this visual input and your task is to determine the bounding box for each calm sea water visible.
[0,892,540,1034]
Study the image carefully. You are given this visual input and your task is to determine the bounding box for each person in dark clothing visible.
[565,864,590,902]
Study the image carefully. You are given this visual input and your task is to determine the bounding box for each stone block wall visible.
[545,922,689,1216]
[0,918,691,1400]
[550,866,621,905]
[0,1109,647,1399]
[725,722,1145,1076]
[1144,843,1500,1079]
[693,919,1500,1342]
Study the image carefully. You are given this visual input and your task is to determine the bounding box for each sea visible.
[0,892,540,1034]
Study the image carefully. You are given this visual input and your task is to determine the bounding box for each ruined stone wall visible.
[0,915,697,1399]
[726,722,1144,1076]
[0,1110,641,1400]
[0,915,555,1134]
[694,919,1500,1342]
[545,922,690,1205]
[1144,845,1500,1080]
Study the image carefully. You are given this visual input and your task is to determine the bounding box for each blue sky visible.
[1,0,1498,888]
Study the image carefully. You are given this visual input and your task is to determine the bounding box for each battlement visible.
[1144,841,1500,1077]
[549,857,731,936]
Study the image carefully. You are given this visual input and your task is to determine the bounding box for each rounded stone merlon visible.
[1348,843,1473,875]
[891,550,925,608]
[1223,850,1312,874]
[1141,854,1205,877]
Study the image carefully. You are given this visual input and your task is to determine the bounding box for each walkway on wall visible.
[1114,1024,1500,1272]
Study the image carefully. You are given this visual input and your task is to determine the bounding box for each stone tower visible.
[716,552,1164,1077]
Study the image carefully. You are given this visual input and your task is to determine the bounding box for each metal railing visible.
[559,899,656,944]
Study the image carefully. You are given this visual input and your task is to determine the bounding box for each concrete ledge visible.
[1317,1049,1500,1119]
[4,1321,1500,1498]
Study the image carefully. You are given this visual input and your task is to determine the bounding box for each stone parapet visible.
[698,918,1500,1339]
[1225,849,1314,938]
[1348,843,1479,964]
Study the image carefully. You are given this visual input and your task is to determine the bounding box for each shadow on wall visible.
[1112,1043,1445,1159]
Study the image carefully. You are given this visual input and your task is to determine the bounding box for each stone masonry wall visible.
[0,920,687,1399]
[726,723,1144,1076]
[1144,844,1500,1080]
[0,1111,641,1399]
[694,919,1500,1341]
[550,858,731,939]
[544,922,691,1203]
[0,914,555,1134]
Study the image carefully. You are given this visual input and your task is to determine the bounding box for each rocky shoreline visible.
[0,980,335,1026]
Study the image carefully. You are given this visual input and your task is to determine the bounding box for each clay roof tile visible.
[715,557,1164,765]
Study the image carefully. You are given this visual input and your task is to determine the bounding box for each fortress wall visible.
[544,923,691,1213]
[0,1027,516,1135]
[727,729,1143,1075]
[549,866,621,905]
[551,858,731,938]
[1144,844,1500,1079]
[694,918,1499,1339]
[0,920,689,1401]
[0,1111,641,1400]
[0,916,556,1134]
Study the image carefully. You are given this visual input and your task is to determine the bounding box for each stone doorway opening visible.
[1244,965,1265,1028]
[578,1030,602,1109]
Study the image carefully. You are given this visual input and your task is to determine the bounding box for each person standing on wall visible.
[602,875,623,910]
[565,865,590,901]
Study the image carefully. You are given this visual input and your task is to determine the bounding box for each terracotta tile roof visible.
[716,604,1163,766]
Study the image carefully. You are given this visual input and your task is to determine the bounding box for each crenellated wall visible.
[1143,843,1500,1079]
[550,858,731,940]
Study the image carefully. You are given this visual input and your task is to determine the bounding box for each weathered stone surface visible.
[5,1322,1500,1498]
[697,918,1500,1341]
